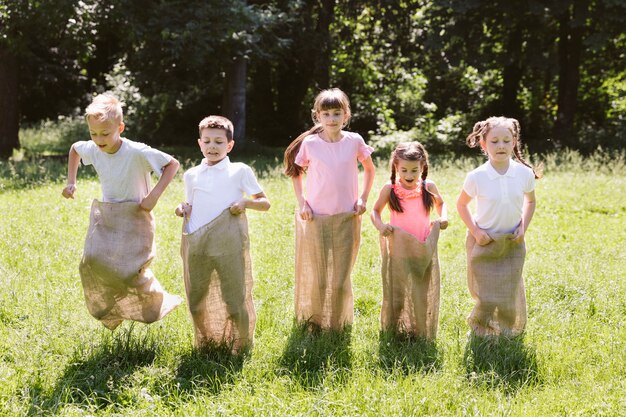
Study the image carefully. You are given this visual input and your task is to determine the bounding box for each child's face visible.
[316,107,348,134]
[396,159,423,189]
[198,128,234,165]
[87,116,124,154]
[481,125,515,164]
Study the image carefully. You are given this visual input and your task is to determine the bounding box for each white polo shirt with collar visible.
[183,157,263,233]
[463,159,535,234]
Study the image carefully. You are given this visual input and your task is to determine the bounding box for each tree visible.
[0,1,96,157]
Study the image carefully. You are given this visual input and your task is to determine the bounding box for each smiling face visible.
[87,116,124,154]
[481,125,515,166]
[396,158,423,190]
[198,127,234,165]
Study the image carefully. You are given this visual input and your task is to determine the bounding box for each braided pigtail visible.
[420,160,434,212]
[388,154,403,212]
[466,121,487,148]
[513,142,543,179]
[509,118,542,179]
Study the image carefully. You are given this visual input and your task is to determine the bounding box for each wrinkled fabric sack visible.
[294,212,361,330]
[181,209,255,352]
[80,200,181,330]
[466,233,527,336]
[380,222,441,339]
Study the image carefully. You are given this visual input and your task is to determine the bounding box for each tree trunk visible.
[222,56,247,147]
[0,45,20,158]
[312,0,335,89]
[501,27,524,122]
[553,4,585,148]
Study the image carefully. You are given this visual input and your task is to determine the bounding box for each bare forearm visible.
[244,196,270,212]
[456,202,477,233]
[521,200,536,232]
[291,176,307,208]
[360,159,375,202]
[66,146,80,184]
[148,158,179,201]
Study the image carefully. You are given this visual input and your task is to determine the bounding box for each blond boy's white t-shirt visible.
[183,157,263,234]
[74,138,172,203]
[463,159,535,234]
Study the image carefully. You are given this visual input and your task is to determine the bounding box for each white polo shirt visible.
[74,138,172,203]
[183,157,263,233]
[463,160,535,234]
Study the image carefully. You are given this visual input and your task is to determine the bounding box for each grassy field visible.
[0,142,625,416]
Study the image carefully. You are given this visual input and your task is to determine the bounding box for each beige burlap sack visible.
[181,209,255,352]
[466,233,527,336]
[294,212,361,330]
[380,222,441,339]
[79,200,182,330]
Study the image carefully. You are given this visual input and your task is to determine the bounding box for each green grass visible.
[1,144,625,416]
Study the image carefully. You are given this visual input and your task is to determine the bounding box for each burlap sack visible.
[380,222,441,339]
[466,233,527,336]
[79,200,182,330]
[294,212,361,330]
[181,209,255,352]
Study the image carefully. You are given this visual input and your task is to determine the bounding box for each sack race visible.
[379,222,441,339]
[79,200,181,330]
[294,212,361,330]
[466,233,527,336]
[181,209,255,352]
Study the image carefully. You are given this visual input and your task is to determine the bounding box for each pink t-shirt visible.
[295,131,373,215]
[389,183,431,241]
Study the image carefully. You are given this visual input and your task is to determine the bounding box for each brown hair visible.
[199,115,234,141]
[466,116,542,179]
[283,88,352,177]
[388,141,434,213]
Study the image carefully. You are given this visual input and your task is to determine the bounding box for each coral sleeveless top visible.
[389,183,431,241]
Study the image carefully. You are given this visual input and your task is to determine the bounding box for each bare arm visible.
[61,144,81,199]
[355,156,376,215]
[291,174,312,220]
[426,181,448,229]
[456,190,492,245]
[512,190,536,243]
[230,192,271,215]
[370,184,393,236]
[140,158,180,211]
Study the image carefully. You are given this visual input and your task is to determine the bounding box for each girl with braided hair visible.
[456,116,541,337]
[371,141,448,338]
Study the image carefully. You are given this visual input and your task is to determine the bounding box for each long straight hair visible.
[283,88,352,177]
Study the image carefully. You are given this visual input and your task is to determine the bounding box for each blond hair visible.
[284,88,352,177]
[466,116,542,179]
[198,115,234,141]
[85,93,123,124]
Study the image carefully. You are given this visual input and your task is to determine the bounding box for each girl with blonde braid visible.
[456,116,541,337]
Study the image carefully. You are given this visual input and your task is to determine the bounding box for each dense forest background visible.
[1,0,624,157]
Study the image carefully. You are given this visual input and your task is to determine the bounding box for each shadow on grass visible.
[32,325,160,414]
[277,322,353,388]
[463,333,541,392]
[378,330,442,374]
[174,341,247,395]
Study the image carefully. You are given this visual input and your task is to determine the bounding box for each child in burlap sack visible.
[61,93,182,330]
[371,142,448,339]
[175,115,270,352]
[456,116,541,337]
[283,88,376,330]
